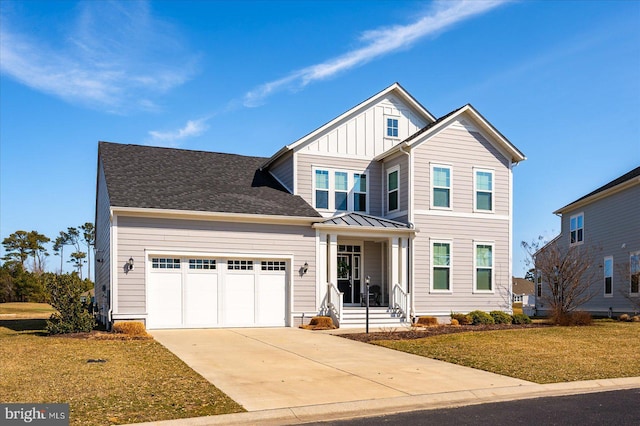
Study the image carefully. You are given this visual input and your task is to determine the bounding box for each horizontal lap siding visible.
[115,216,317,314]
[94,162,111,321]
[383,154,409,218]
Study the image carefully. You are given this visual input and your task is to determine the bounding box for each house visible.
[94,83,526,329]
[536,166,640,317]
[511,277,534,304]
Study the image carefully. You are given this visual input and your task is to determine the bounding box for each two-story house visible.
[536,166,640,317]
[94,83,526,329]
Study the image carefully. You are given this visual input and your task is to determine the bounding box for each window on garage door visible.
[189,259,216,270]
[261,261,286,271]
[152,258,181,269]
[228,260,253,270]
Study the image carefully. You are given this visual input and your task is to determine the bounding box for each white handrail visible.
[392,283,410,321]
[327,282,343,327]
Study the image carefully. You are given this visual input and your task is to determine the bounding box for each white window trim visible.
[353,173,368,213]
[312,166,369,213]
[387,165,400,214]
[473,168,495,213]
[569,212,584,246]
[630,251,640,296]
[385,115,400,139]
[430,239,453,293]
[431,163,453,210]
[603,255,613,297]
[473,241,495,293]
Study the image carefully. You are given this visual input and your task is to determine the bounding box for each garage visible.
[146,257,287,329]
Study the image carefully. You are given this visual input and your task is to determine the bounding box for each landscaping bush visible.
[451,313,472,325]
[512,313,532,324]
[45,273,96,334]
[490,311,513,324]
[450,318,459,326]
[112,321,149,337]
[556,311,592,326]
[300,316,335,330]
[632,315,640,322]
[468,310,495,325]
[618,314,630,322]
[414,316,438,327]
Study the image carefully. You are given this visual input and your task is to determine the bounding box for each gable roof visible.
[99,142,321,218]
[376,104,526,163]
[554,166,640,214]
[512,277,535,295]
[260,82,436,170]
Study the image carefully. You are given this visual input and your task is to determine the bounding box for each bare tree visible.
[522,237,599,321]
[616,257,640,314]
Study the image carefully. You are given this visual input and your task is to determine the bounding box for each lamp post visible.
[365,276,370,334]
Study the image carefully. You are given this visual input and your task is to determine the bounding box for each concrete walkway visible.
[146,328,640,425]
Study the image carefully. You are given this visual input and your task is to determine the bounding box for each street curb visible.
[125,377,640,425]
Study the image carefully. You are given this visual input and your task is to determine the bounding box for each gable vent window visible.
[386,118,399,138]
[228,260,253,270]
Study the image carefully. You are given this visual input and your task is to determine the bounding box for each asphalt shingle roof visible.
[563,166,640,208]
[99,142,321,218]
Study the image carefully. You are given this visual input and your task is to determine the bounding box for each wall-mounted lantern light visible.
[302,262,309,274]
[127,257,135,272]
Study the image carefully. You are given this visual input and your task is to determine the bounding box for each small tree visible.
[80,223,95,281]
[522,237,598,323]
[45,273,96,334]
[69,252,87,277]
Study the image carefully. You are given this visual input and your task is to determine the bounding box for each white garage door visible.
[147,257,287,329]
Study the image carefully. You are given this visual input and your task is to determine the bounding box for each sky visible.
[1,0,639,279]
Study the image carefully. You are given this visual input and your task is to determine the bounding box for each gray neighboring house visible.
[536,166,640,317]
[94,83,526,329]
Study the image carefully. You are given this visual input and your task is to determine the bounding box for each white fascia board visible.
[261,83,436,169]
[553,177,640,215]
[110,206,323,225]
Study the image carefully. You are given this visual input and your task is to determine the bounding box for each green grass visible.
[0,304,244,425]
[0,302,57,317]
[374,321,640,384]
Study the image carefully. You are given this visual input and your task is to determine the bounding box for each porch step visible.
[339,307,409,328]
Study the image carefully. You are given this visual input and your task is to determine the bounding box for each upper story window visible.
[386,117,399,138]
[474,169,494,212]
[387,167,399,212]
[630,251,640,294]
[313,167,368,213]
[432,165,451,209]
[570,213,584,245]
[432,241,451,291]
[604,256,613,297]
[474,243,493,292]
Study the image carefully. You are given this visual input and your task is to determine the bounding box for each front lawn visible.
[0,314,244,425]
[0,302,56,318]
[373,321,640,383]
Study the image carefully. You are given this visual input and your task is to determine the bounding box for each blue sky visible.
[1,0,639,278]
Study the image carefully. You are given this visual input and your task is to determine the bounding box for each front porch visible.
[313,213,415,328]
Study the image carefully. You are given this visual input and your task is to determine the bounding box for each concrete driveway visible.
[151,327,531,411]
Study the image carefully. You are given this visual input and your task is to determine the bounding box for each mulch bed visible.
[340,323,550,343]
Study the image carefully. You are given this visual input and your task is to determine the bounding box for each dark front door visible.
[337,253,361,305]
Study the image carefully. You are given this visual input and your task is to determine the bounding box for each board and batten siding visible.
[113,216,317,316]
[94,161,112,323]
[269,151,294,193]
[296,153,383,216]
[549,184,640,315]
[410,121,513,314]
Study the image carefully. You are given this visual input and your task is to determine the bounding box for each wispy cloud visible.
[147,118,209,147]
[243,0,507,107]
[0,1,198,113]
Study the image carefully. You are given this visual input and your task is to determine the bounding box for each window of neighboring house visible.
[432,241,451,291]
[474,169,493,212]
[354,173,367,212]
[604,256,613,297]
[570,213,584,245]
[475,243,493,291]
[631,251,640,294]
[387,167,399,212]
[386,117,399,138]
[334,171,348,211]
[432,165,451,209]
[536,273,542,297]
[315,169,329,209]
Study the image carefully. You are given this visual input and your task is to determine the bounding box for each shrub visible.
[45,273,96,334]
[468,310,495,325]
[300,316,335,330]
[451,313,472,325]
[415,316,438,327]
[450,318,459,326]
[512,313,532,324]
[112,321,149,336]
[490,311,513,324]
[619,314,630,322]
[632,316,640,323]
[556,311,592,326]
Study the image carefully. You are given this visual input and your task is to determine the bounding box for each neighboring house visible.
[511,277,534,304]
[536,166,640,317]
[94,83,526,329]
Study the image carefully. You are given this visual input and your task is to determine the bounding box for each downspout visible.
[399,144,415,319]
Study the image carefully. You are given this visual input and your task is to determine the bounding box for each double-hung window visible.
[570,213,584,245]
[386,117,399,138]
[432,241,451,291]
[432,165,451,208]
[313,167,368,212]
[334,172,348,211]
[474,169,493,212]
[387,167,399,212]
[475,243,493,292]
[631,251,640,294]
[604,256,613,297]
[354,173,367,212]
[315,170,329,209]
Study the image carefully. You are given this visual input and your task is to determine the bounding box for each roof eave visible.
[553,177,640,215]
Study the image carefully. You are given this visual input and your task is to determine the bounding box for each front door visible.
[337,250,361,305]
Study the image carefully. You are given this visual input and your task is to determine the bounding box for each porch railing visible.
[327,282,343,327]
[391,283,410,322]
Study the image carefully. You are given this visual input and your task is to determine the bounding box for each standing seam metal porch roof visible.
[316,213,412,229]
